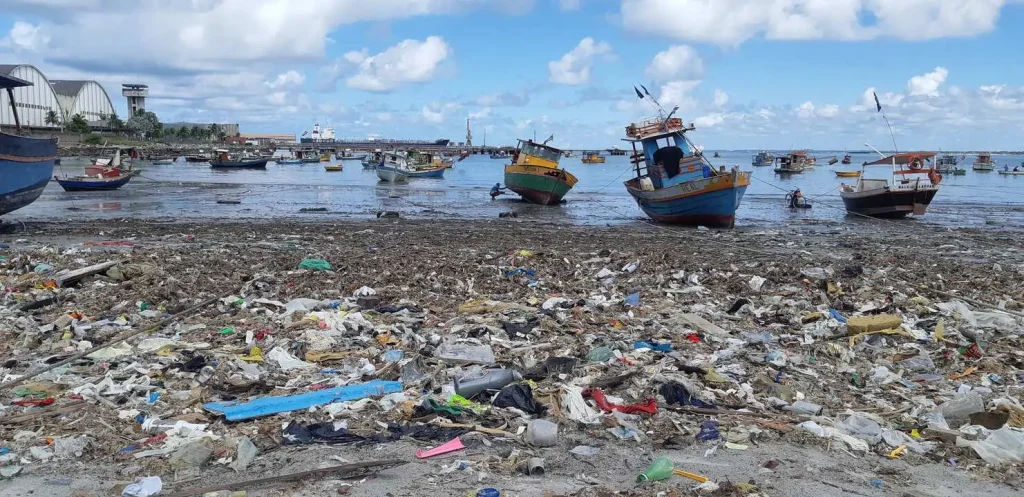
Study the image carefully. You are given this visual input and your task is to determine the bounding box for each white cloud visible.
[421,101,461,124]
[713,89,729,107]
[341,36,452,92]
[658,80,702,112]
[548,37,613,85]
[266,70,305,89]
[694,113,725,128]
[621,0,1009,46]
[475,91,529,107]
[907,67,949,97]
[796,101,840,119]
[0,21,50,51]
[645,45,704,82]
[559,0,582,10]
[469,107,492,120]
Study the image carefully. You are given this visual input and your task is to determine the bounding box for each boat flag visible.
[873,91,882,113]
[640,84,652,98]
[634,86,644,99]
[543,134,554,145]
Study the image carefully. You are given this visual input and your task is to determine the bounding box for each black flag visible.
[640,84,652,97]
[873,91,882,113]
[634,86,644,99]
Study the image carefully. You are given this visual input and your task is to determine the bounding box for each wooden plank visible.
[678,313,730,337]
[162,460,407,497]
[55,260,124,287]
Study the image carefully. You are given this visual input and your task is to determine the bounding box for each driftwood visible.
[0,401,88,425]
[162,460,407,497]
[55,259,124,287]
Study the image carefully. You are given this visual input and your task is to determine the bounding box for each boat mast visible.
[5,87,22,131]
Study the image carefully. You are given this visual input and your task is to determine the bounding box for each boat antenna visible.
[873,91,898,153]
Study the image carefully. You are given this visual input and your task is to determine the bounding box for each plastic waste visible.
[623,292,640,307]
[477,489,501,497]
[527,457,545,476]
[122,476,162,497]
[898,355,936,372]
[524,419,558,447]
[835,413,883,445]
[785,401,823,416]
[748,275,766,291]
[435,343,496,365]
[141,417,208,435]
[492,383,547,416]
[298,258,331,271]
[696,420,720,441]
[961,427,1024,465]
[586,346,615,362]
[230,438,258,472]
[570,445,600,457]
[633,340,671,352]
[637,456,674,482]
[454,369,518,399]
[416,437,465,459]
[561,386,601,424]
[939,392,985,421]
[659,382,716,409]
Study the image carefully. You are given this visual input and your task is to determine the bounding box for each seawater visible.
[12,151,1024,229]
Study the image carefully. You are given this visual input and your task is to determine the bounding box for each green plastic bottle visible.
[637,456,674,482]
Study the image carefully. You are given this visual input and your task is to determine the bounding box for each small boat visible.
[839,152,940,218]
[376,157,409,183]
[56,173,133,192]
[319,154,332,162]
[277,158,303,165]
[184,154,211,163]
[973,153,995,171]
[751,151,774,167]
[338,149,367,161]
[151,158,174,165]
[622,116,750,228]
[841,154,852,164]
[209,150,268,169]
[581,151,606,164]
[1,74,58,216]
[835,170,862,178]
[999,164,1024,175]
[490,152,507,159]
[774,151,811,174]
[504,138,577,205]
[609,148,626,156]
[362,152,382,169]
[324,164,343,172]
[712,152,720,158]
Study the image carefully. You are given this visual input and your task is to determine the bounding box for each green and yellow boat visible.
[503,139,578,205]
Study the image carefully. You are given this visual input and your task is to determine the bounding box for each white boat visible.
[972,153,995,171]
[376,165,408,182]
[998,170,1024,175]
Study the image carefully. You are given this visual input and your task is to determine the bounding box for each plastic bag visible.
[835,413,882,445]
[298,258,331,271]
[492,384,546,416]
[962,427,1024,465]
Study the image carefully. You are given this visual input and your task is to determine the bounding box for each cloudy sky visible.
[3,0,1024,150]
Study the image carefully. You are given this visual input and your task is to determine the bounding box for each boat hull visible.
[835,171,862,178]
[840,187,938,218]
[406,167,445,178]
[998,170,1024,175]
[972,164,994,171]
[210,159,268,169]
[324,165,343,172]
[0,132,58,217]
[277,159,303,165]
[57,174,133,192]
[504,164,578,205]
[625,171,750,228]
[376,166,408,182]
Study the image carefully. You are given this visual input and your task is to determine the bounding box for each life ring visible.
[907,154,924,171]
[929,170,942,185]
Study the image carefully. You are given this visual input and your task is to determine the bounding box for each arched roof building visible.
[50,80,116,123]
[0,64,116,129]
[0,64,62,128]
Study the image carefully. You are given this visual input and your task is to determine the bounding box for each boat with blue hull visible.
[56,174,133,192]
[751,151,774,167]
[622,115,750,228]
[0,74,58,217]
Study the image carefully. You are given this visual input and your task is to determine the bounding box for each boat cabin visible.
[625,117,714,190]
[846,152,941,191]
[512,140,562,168]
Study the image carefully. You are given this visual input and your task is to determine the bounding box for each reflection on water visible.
[11,151,1024,229]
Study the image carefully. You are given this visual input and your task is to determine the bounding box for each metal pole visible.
[6,88,22,131]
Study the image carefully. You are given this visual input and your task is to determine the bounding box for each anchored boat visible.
[504,138,578,205]
[622,116,750,228]
[842,154,852,164]
[840,152,941,218]
[973,153,995,171]
[774,151,811,174]
[835,170,862,178]
[751,151,775,167]
[1,74,58,217]
[56,148,135,192]
[581,151,606,164]
[209,150,268,169]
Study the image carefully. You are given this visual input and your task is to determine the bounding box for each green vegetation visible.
[67,113,90,134]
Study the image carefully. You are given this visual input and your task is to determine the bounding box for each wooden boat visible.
[56,173,133,192]
[998,167,1024,175]
[751,151,774,167]
[489,152,507,159]
[324,164,343,172]
[842,154,852,164]
[276,158,303,165]
[1,74,58,216]
[151,158,174,165]
[622,116,750,228]
[504,138,577,205]
[362,152,382,169]
[319,154,332,162]
[609,148,626,156]
[839,152,940,218]
[774,151,811,174]
[835,170,862,178]
[376,155,409,182]
[338,149,366,161]
[209,150,268,169]
[581,152,606,164]
[401,151,447,178]
[184,154,211,163]
[712,152,720,158]
[973,153,995,171]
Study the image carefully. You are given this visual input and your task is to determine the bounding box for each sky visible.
[3,0,1024,150]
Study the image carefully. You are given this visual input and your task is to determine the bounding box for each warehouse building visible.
[0,64,116,129]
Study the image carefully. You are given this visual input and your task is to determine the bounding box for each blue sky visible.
[3,0,1024,150]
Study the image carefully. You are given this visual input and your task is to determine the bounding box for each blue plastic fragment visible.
[696,420,720,441]
[148,392,160,405]
[828,309,847,323]
[633,340,672,352]
[204,379,402,421]
[624,292,640,307]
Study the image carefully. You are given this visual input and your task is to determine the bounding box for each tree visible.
[45,110,62,129]
[125,111,161,139]
[107,112,124,132]
[68,114,91,134]
[208,124,221,142]
[176,126,189,139]
[189,125,202,140]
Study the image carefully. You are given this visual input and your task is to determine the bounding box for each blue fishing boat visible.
[0,74,58,217]
[209,150,268,169]
[751,151,774,167]
[56,173,133,192]
[276,158,303,165]
[622,115,751,228]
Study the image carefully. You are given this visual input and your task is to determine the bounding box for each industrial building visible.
[239,133,296,146]
[0,64,116,129]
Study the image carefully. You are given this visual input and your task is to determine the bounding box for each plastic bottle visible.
[637,456,674,482]
[524,419,558,447]
[454,369,519,399]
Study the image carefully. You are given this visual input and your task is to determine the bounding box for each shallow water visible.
[10,151,1024,230]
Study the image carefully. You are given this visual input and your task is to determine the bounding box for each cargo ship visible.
[300,122,450,147]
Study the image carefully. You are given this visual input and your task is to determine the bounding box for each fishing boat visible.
[56,173,133,192]
[842,154,852,164]
[774,151,811,174]
[751,151,774,167]
[151,158,174,165]
[999,163,1024,175]
[338,149,366,161]
[319,153,332,162]
[839,152,940,218]
[581,151,606,164]
[324,164,343,172]
[504,138,577,205]
[403,150,446,178]
[622,116,750,228]
[362,151,383,169]
[972,153,995,171]
[276,158,303,165]
[0,74,58,217]
[209,150,268,169]
[376,152,410,182]
[835,170,862,178]
[712,152,720,158]
[184,153,211,163]
[489,151,508,160]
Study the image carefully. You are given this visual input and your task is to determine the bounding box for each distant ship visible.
[300,121,449,147]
